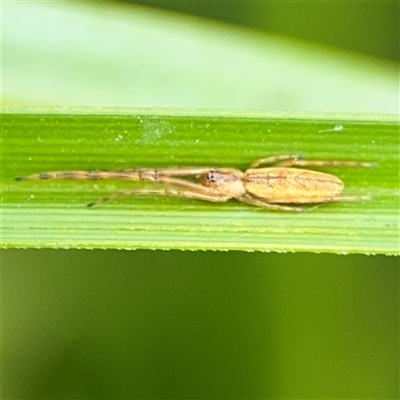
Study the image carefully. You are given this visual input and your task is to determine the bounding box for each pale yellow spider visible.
[16,155,373,211]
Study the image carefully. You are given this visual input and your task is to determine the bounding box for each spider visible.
[15,154,373,211]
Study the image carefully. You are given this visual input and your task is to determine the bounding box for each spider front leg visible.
[115,167,215,177]
[15,167,216,182]
[87,172,234,206]
[136,173,230,194]
[87,187,230,207]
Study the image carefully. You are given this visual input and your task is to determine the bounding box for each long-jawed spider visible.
[15,154,374,211]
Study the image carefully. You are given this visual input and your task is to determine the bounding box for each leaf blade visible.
[2,110,398,254]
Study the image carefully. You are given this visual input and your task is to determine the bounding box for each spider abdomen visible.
[244,167,344,204]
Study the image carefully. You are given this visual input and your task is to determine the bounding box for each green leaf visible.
[2,109,398,254]
[2,3,398,254]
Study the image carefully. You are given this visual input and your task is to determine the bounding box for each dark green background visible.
[3,250,399,398]
[130,0,399,61]
[2,1,399,398]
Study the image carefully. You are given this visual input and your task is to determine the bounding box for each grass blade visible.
[2,109,398,254]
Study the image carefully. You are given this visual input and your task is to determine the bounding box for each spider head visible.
[201,169,245,197]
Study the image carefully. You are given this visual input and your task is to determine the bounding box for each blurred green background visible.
[130,0,399,62]
[3,250,399,398]
[2,1,399,398]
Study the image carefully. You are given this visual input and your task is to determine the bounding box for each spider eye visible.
[201,170,217,186]
[208,171,216,183]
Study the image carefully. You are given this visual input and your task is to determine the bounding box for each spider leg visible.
[237,194,305,212]
[136,173,232,194]
[15,167,216,182]
[234,194,371,212]
[276,159,375,168]
[14,170,136,181]
[87,188,230,207]
[322,195,371,202]
[249,155,374,169]
[249,155,302,168]
[16,167,243,184]
[259,194,371,205]
[113,167,217,177]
